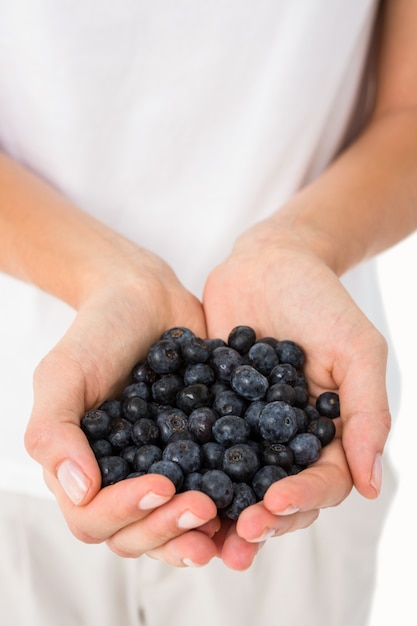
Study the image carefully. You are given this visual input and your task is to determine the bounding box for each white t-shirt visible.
[0,0,397,498]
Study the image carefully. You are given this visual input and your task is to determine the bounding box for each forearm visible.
[263,108,417,276]
[0,152,146,308]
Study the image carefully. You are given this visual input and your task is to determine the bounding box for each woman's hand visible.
[202,217,390,563]
[24,250,223,567]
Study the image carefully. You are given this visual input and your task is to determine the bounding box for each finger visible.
[212,519,262,571]
[146,530,218,567]
[335,331,391,499]
[104,490,218,557]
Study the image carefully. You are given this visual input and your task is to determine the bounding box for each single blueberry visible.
[122,396,150,422]
[252,465,288,500]
[188,406,218,444]
[162,439,202,474]
[180,336,211,364]
[288,432,322,465]
[316,391,340,419]
[81,409,112,440]
[131,360,159,385]
[307,416,336,446]
[98,399,123,420]
[131,417,160,446]
[227,325,257,354]
[248,341,279,375]
[182,471,203,492]
[244,400,266,437]
[222,443,260,482]
[120,444,141,466]
[266,383,297,405]
[269,363,297,386]
[262,443,294,469]
[176,383,212,414]
[122,382,150,401]
[293,385,309,409]
[156,407,189,443]
[148,459,184,491]
[212,389,247,417]
[90,438,113,459]
[210,346,242,383]
[276,340,305,369]
[230,365,269,401]
[107,418,133,450]
[160,326,196,346]
[200,469,234,509]
[147,339,182,375]
[212,415,251,447]
[151,374,183,405]
[258,401,298,443]
[98,456,130,487]
[133,444,163,472]
[201,441,226,470]
[183,363,215,387]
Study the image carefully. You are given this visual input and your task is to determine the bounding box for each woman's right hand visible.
[24,248,221,568]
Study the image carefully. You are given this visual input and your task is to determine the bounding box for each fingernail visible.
[247,528,276,543]
[138,492,172,510]
[182,558,201,567]
[177,511,208,529]
[276,505,300,516]
[57,459,90,505]
[371,453,383,495]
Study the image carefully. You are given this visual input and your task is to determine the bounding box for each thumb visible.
[25,348,102,506]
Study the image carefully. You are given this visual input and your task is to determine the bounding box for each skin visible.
[2,0,417,571]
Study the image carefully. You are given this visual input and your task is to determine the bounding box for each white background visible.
[368,232,417,625]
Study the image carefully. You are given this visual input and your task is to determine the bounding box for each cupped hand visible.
[202,217,391,562]
[24,250,221,567]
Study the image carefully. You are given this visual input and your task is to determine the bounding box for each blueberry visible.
[293,407,309,432]
[98,456,130,487]
[156,407,189,443]
[230,365,269,401]
[161,326,196,345]
[276,340,305,369]
[107,418,133,450]
[151,374,183,404]
[122,396,149,422]
[307,416,336,446]
[212,415,251,446]
[131,417,160,446]
[222,443,260,482]
[293,385,309,409]
[133,444,163,472]
[222,482,257,520]
[162,439,202,474]
[255,336,279,350]
[188,406,218,444]
[131,360,159,385]
[259,401,298,443]
[269,363,297,386]
[210,346,242,383]
[122,382,150,401]
[205,337,227,352]
[247,341,279,375]
[90,438,113,459]
[200,469,234,509]
[227,325,256,354]
[182,472,203,492]
[262,443,294,469]
[148,460,184,491]
[266,383,296,405]
[304,405,321,421]
[201,441,226,469]
[98,399,123,420]
[244,400,266,437]
[316,391,340,419]
[288,432,322,465]
[251,465,288,500]
[183,363,215,386]
[81,409,112,440]
[176,383,212,413]
[212,389,247,417]
[180,336,211,364]
[147,339,182,374]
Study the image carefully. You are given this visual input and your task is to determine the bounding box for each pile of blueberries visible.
[81,326,340,520]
